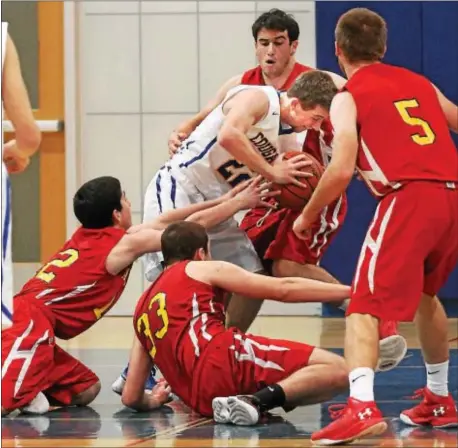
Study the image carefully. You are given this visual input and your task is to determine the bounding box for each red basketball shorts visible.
[347,182,458,321]
[190,329,315,416]
[1,300,99,411]
[240,194,347,272]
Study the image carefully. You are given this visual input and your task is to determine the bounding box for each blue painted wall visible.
[315,1,458,316]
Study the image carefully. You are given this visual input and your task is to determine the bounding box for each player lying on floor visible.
[121,221,351,422]
[1,175,275,416]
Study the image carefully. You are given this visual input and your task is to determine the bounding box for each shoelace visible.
[328,404,348,420]
[404,388,425,400]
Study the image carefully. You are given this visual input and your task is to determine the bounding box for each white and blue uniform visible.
[143,85,296,281]
[1,22,13,323]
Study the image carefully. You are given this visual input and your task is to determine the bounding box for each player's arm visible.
[168,74,242,153]
[217,89,280,180]
[106,179,276,274]
[297,92,358,225]
[131,177,275,232]
[432,84,458,133]
[122,336,170,412]
[2,34,41,156]
[188,261,350,303]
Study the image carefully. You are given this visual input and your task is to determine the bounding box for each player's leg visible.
[311,184,454,445]
[2,313,55,415]
[212,333,348,425]
[269,205,407,373]
[208,220,265,332]
[400,188,458,427]
[43,345,100,408]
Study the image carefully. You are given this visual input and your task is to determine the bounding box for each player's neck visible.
[262,58,296,89]
[345,61,380,79]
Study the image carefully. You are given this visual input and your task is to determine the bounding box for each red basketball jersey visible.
[344,63,458,197]
[134,261,227,401]
[14,226,130,339]
[242,63,334,165]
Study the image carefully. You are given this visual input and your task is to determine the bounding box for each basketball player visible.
[1,175,274,415]
[121,221,351,420]
[293,8,458,444]
[1,24,41,325]
[167,9,406,370]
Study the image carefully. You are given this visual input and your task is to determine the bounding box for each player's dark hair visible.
[287,70,338,111]
[335,8,387,63]
[73,176,123,229]
[252,9,300,42]
[161,221,209,266]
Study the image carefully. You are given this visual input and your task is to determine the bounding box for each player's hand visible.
[146,379,172,409]
[3,141,30,174]
[271,154,312,188]
[168,130,188,157]
[232,176,279,210]
[292,213,314,241]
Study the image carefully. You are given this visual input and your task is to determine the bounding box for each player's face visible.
[118,192,132,229]
[255,29,297,78]
[288,100,328,132]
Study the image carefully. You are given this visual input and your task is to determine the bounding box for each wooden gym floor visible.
[2,316,458,447]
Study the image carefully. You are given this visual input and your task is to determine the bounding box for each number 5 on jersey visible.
[394,99,436,146]
[136,292,169,359]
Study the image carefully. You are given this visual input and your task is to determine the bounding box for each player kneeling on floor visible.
[122,221,351,424]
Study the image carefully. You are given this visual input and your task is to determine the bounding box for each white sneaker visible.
[20,392,50,415]
[377,334,408,372]
[212,395,260,426]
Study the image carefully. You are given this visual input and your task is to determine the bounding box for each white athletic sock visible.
[349,367,375,402]
[426,360,449,397]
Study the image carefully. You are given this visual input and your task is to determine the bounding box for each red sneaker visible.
[400,387,458,428]
[377,320,407,372]
[311,398,388,446]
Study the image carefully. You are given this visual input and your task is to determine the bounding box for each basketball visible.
[273,151,325,211]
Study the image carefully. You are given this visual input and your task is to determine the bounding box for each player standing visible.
[1,175,273,415]
[121,221,352,421]
[293,8,458,445]
[1,24,41,324]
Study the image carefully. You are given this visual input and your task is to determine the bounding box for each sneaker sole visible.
[227,396,259,426]
[377,335,408,372]
[212,397,231,423]
[312,420,388,446]
[400,412,458,428]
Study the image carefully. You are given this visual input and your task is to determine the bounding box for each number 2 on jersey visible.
[35,249,79,283]
[394,99,436,146]
[136,292,169,359]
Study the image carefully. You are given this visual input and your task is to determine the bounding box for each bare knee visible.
[272,259,302,278]
[71,381,101,406]
[309,348,349,391]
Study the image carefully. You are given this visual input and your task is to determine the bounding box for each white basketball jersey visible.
[169,85,291,199]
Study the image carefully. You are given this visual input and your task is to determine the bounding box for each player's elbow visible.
[217,126,239,151]
[121,390,141,410]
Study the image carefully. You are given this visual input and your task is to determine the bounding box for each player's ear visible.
[193,248,205,261]
[290,40,298,55]
[112,209,122,226]
[334,41,339,57]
